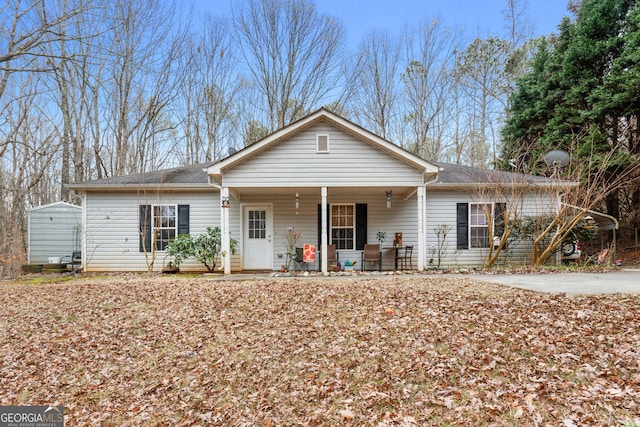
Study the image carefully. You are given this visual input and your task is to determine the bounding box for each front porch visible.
[217,185,427,274]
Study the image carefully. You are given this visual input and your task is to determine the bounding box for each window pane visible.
[330,204,355,250]
[471,228,489,248]
[469,203,491,248]
[248,210,267,240]
[153,205,177,250]
[155,228,175,251]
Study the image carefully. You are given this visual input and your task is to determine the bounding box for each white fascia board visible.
[426,181,579,191]
[206,108,440,178]
[66,183,215,192]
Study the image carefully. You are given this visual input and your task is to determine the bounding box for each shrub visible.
[166,227,238,272]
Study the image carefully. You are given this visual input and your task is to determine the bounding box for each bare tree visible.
[177,14,239,163]
[100,0,186,176]
[350,29,402,139]
[0,73,60,274]
[454,37,512,167]
[232,0,345,131]
[0,0,98,159]
[402,19,462,160]
[502,0,534,48]
[530,138,640,266]
[471,171,547,267]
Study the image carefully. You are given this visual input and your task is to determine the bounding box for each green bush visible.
[166,227,238,272]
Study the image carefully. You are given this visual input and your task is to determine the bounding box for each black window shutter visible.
[178,204,190,235]
[494,202,506,237]
[317,204,322,246]
[355,203,367,250]
[495,203,506,225]
[139,205,152,252]
[456,203,469,250]
[317,204,330,246]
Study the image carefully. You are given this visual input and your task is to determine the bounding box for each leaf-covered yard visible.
[0,275,638,426]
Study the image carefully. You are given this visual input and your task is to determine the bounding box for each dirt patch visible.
[1,274,638,426]
[619,247,640,267]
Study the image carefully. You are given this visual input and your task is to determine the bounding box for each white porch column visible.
[417,185,425,271]
[221,187,231,274]
[321,187,328,273]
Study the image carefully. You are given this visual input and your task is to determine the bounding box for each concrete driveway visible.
[474,269,640,295]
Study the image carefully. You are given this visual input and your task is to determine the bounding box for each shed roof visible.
[29,201,82,212]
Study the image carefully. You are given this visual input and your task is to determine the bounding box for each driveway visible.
[474,269,640,295]
[212,270,640,296]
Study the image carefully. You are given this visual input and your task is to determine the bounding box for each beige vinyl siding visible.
[83,191,239,272]
[424,189,558,267]
[223,123,423,188]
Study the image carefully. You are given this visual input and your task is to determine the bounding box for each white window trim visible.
[469,203,493,249]
[330,203,355,250]
[153,204,178,251]
[317,134,330,153]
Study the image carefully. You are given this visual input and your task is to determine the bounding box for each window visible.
[317,134,329,153]
[456,202,505,250]
[247,209,266,239]
[331,204,354,249]
[154,205,176,250]
[140,204,189,253]
[470,203,491,248]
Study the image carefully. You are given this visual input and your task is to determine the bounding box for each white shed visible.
[28,202,82,264]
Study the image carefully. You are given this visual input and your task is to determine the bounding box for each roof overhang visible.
[66,183,215,192]
[28,201,81,211]
[425,181,579,191]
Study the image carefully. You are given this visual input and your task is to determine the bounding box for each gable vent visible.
[317,134,329,153]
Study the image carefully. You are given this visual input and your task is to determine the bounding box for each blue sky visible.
[195,0,571,47]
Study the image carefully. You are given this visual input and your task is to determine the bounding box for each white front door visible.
[243,205,272,270]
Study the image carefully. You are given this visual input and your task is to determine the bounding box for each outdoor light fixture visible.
[221,196,230,208]
[386,190,392,208]
[295,193,299,215]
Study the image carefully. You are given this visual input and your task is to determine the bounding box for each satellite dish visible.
[544,150,570,167]
[543,150,570,176]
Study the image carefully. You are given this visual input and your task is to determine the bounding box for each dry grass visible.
[0,274,638,426]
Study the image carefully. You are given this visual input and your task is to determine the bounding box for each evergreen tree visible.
[502,0,640,224]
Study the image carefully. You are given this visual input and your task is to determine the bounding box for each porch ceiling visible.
[230,185,418,200]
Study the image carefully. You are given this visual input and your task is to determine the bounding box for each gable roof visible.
[67,109,575,193]
[205,108,440,184]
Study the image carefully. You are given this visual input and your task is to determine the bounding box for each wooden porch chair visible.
[361,243,381,271]
[395,245,414,270]
[327,244,338,264]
